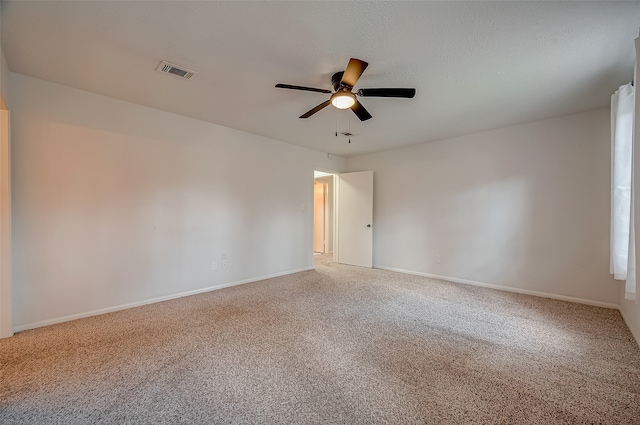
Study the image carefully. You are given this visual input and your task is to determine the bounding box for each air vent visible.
[156,61,197,80]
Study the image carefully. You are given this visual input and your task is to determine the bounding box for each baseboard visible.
[13,266,314,333]
[375,266,620,310]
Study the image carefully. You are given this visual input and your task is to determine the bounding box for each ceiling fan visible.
[275,58,416,122]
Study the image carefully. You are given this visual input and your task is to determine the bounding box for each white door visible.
[337,171,373,268]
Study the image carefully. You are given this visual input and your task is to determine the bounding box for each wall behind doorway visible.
[314,175,334,254]
[0,40,12,338]
[313,182,326,253]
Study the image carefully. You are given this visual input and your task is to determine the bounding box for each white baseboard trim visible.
[13,266,313,333]
[375,265,620,310]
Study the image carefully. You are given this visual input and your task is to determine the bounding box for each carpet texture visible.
[1,255,640,424]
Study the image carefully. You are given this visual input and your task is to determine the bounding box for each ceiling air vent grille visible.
[156,61,197,80]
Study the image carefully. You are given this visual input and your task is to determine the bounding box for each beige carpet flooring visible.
[1,254,640,424]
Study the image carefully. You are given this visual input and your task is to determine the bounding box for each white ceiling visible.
[1,1,639,157]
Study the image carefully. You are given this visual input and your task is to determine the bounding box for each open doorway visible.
[313,169,373,268]
[313,170,336,261]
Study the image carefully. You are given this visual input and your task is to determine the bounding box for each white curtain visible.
[611,82,637,301]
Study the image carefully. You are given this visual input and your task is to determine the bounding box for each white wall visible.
[620,37,640,347]
[0,0,8,108]
[620,288,640,347]
[1,47,9,108]
[9,73,345,329]
[347,108,619,306]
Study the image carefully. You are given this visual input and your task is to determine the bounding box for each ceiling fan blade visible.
[357,88,416,98]
[276,84,332,94]
[300,100,332,118]
[340,58,368,88]
[351,100,372,122]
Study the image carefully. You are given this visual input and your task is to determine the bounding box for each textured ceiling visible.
[2,1,639,157]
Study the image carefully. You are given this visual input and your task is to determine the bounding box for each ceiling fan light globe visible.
[331,92,356,109]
